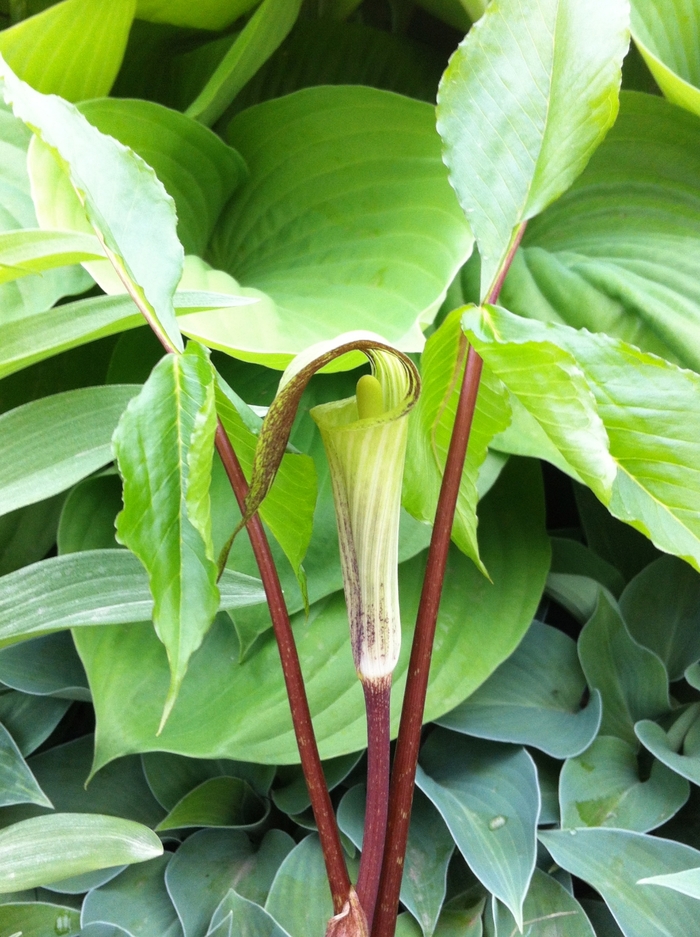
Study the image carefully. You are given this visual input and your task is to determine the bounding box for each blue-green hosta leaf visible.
[437,0,630,296]
[0,385,138,518]
[540,828,700,937]
[630,0,700,117]
[620,556,700,681]
[417,730,539,928]
[636,708,700,787]
[403,309,510,569]
[492,869,595,937]
[265,836,341,937]
[272,752,362,817]
[155,776,267,831]
[464,305,700,572]
[0,813,163,893]
[0,723,51,809]
[0,228,103,284]
[0,691,69,756]
[143,751,274,809]
[0,550,263,643]
[0,0,135,102]
[578,593,670,748]
[202,86,473,369]
[113,343,219,726]
[0,57,184,351]
[0,901,81,937]
[0,632,88,699]
[638,866,700,900]
[186,0,303,127]
[82,855,182,937]
[560,736,689,832]
[165,828,295,937]
[500,92,700,373]
[211,890,291,937]
[438,620,602,759]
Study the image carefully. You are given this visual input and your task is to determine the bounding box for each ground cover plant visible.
[0,0,700,935]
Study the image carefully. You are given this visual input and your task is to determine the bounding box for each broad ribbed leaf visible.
[417,731,539,928]
[437,0,630,295]
[143,751,274,808]
[492,869,595,937]
[112,343,220,725]
[155,777,267,831]
[631,0,700,116]
[541,828,700,937]
[0,0,134,102]
[0,902,81,937]
[638,866,700,899]
[210,891,291,937]
[0,549,264,642]
[464,305,700,571]
[0,813,163,892]
[0,228,103,284]
[0,722,51,809]
[0,385,139,517]
[0,57,184,351]
[265,836,335,937]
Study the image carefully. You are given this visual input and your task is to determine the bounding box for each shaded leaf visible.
[0,691,69,756]
[631,0,700,117]
[155,776,267,831]
[492,869,595,937]
[0,495,65,576]
[272,751,361,817]
[0,723,51,809]
[135,0,257,30]
[265,836,337,937]
[0,633,89,699]
[209,890,290,937]
[636,710,700,787]
[0,901,81,937]
[142,751,274,809]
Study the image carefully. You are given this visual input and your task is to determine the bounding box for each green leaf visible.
[620,556,700,681]
[492,869,595,937]
[58,474,123,554]
[636,711,700,787]
[113,343,219,726]
[0,385,138,517]
[74,457,549,765]
[135,0,258,30]
[0,691,69,756]
[210,890,291,937]
[540,828,700,937]
[0,723,51,809]
[0,57,185,352]
[0,550,264,642]
[500,92,700,373]
[464,305,700,572]
[0,633,89,699]
[201,86,473,368]
[403,309,510,569]
[0,495,65,576]
[436,0,630,296]
[417,730,539,928]
[0,902,81,937]
[560,736,689,832]
[337,785,454,937]
[638,866,700,900]
[0,813,163,893]
[550,537,626,597]
[186,0,302,127]
[578,592,670,747]
[155,776,267,831]
[165,828,294,937]
[0,0,135,102]
[142,751,274,808]
[272,751,361,817]
[630,0,700,117]
[82,855,182,937]
[438,621,602,759]
[0,228,104,284]
[264,836,338,937]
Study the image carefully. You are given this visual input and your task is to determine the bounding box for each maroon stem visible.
[357,676,392,930]
[371,224,526,937]
[215,422,351,913]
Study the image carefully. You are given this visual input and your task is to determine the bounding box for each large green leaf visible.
[0,902,81,937]
[636,712,700,787]
[0,723,51,809]
[0,385,138,517]
[0,813,163,893]
[200,86,473,368]
[0,495,65,575]
[0,228,103,284]
[492,869,595,937]
[155,776,267,831]
[500,92,700,373]
[463,304,700,571]
[0,0,135,102]
[0,57,185,351]
[0,549,264,643]
[436,0,629,295]
[0,691,69,755]
[135,0,258,30]
[142,751,274,808]
[264,836,336,937]
[438,620,602,759]
[578,593,670,748]
[630,0,700,117]
[74,457,549,765]
[0,632,88,699]
[637,865,700,900]
[186,0,302,127]
[112,343,220,724]
[417,731,539,928]
[540,828,700,937]
[559,736,689,832]
[209,891,291,937]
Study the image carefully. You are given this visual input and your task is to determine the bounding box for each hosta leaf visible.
[0,496,65,576]
[264,836,336,937]
[0,0,135,102]
[0,228,103,284]
[135,0,258,30]
[0,57,184,351]
[0,723,51,809]
[202,86,473,368]
[0,813,163,893]
[186,0,303,127]
[437,0,630,295]
[464,305,700,572]
[417,731,539,928]
[0,902,81,937]
[630,0,700,117]
[560,736,689,832]
[540,828,700,937]
[0,691,69,756]
[143,751,274,809]
[272,752,362,817]
[0,385,138,517]
[635,711,700,786]
[500,92,700,373]
[0,632,89,699]
[155,776,267,831]
[638,866,700,899]
[209,891,291,937]
[112,343,220,726]
[578,592,670,748]
[438,620,602,759]
[492,869,595,937]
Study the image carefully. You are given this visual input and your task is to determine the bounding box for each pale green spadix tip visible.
[356,374,385,420]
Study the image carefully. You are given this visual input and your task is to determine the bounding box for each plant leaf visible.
[265,836,340,937]
[210,890,291,937]
[492,869,595,937]
[0,692,69,756]
[0,723,52,809]
[0,228,103,284]
[155,776,267,831]
[437,0,630,295]
[135,0,258,30]
[0,902,81,937]
[638,866,700,900]
[0,813,163,893]
[635,711,700,787]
